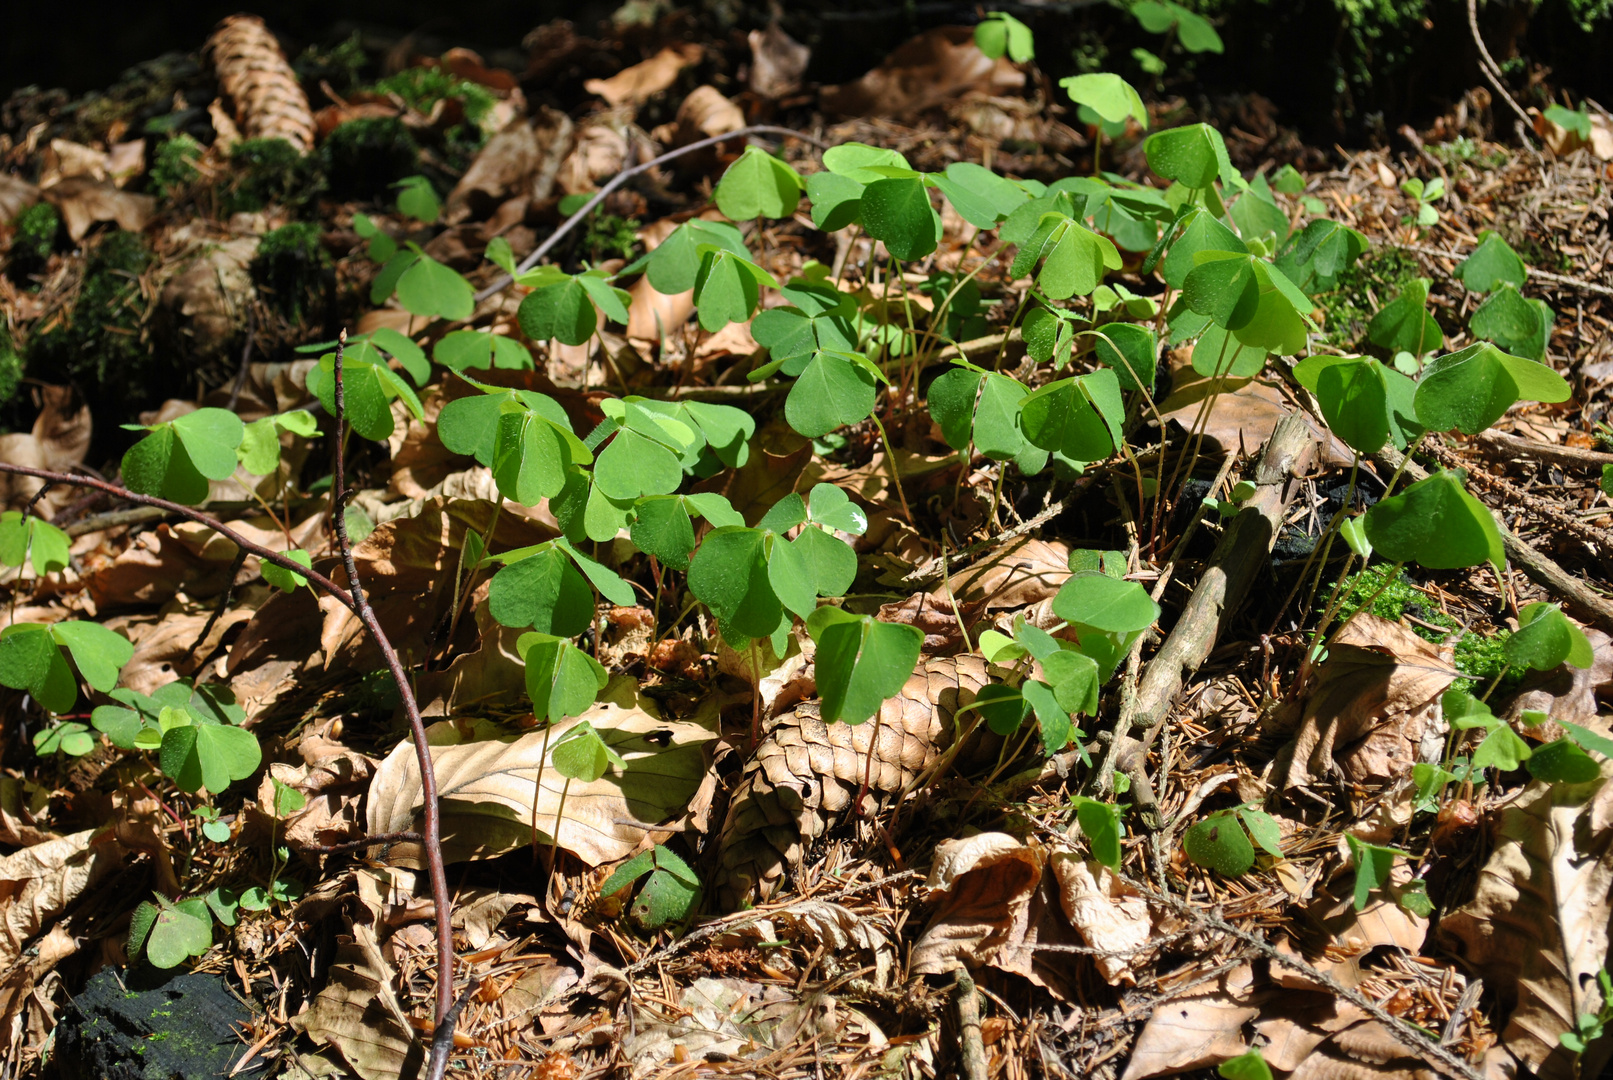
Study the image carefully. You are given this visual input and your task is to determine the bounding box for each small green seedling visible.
[974,12,1034,63]
[1344,834,1407,911]
[193,806,231,843]
[1131,1,1224,55]
[393,175,441,223]
[1544,104,1594,142]
[1560,968,1613,1055]
[1456,231,1527,293]
[1399,176,1444,229]
[0,511,70,577]
[806,608,923,725]
[1363,469,1503,572]
[1505,602,1594,672]
[1071,797,1124,868]
[121,408,247,506]
[598,844,701,929]
[1183,805,1282,877]
[1445,689,1533,772]
[33,721,94,757]
[157,706,262,796]
[128,895,213,969]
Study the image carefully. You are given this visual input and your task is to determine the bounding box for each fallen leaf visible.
[445,109,573,224]
[1279,614,1457,790]
[41,176,156,241]
[650,86,745,147]
[748,24,811,99]
[294,921,423,1080]
[1436,766,1613,1080]
[1051,853,1154,985]
[1119,963,1258,1080]
[0,175,36,222]
[556,116,631,196]
[583,44,702,108]
[0,830,124,969]
[1158,362,1348,467]
[820,27,1024,119]
[366,678,719,867]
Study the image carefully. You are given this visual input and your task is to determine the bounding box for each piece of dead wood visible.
[1376,445,1613,633]
[1098,412,1314,806]
[1472,429,1613,470]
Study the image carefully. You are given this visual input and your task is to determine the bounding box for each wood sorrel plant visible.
[0,89,1588,1067]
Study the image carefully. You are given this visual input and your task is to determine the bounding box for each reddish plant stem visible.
[327,331,458,1035]
[0,338,462,1051]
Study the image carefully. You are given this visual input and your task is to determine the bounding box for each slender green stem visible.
[869,412,914,524]
[1384,431,1429,496]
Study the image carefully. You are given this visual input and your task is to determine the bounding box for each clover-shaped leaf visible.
[929,162,1030,228]
[1009,212,1121,300]
[122,407,247,505]
[859,175,943,261]
[1294,355,1420,455]
[1505,601,1594,672]
[1132,1,1224,53]
[1019,367,1125,463]
[34,721,94,757]
[929,366,1038,463]
[1060,73,1148,128]
[159,711,262,796]
[714,145,803,220]
[1363,468,1503,571]
[551,718,626,783]
[1183,809,1255,876]
[306,352,424,442]
[489,545,595,636]
[394,175,441,223]
[1143,123,1231,190]
[261,549,312,593]
[1469,284,1551,362]
[433,328,534,372]
[645,219,751,294]
[784,350,881,438]
[1089,322,1157,392]
[520,634,609,725]
[1275,218,1368,293]
[1412,341,1570,435]
[974,11,1035,61]
[693,248,776,331]
[1457,231,1527,293]
[1053,572,1159,637]
[394,249,474,320]
[1527,738,1602,784]
[0,511,70,576]
[1071,797,1124,868]
[129,895,213,969]
[599,844,701,929]
[630,492,743,571]
[518,272,628,346]
[1366,277,1443,356]
[688,526,785,645]
[805,608,922,726]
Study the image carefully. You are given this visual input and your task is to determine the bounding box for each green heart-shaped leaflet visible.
[714,145,803,221]
[160,720,261,795]
[1366,278,1442,356]
[488,545,595,635]
[520,634,609,725]
[1060,73,1148,127]
[1412,341,1570,435]
[805,608,923,726]
[1362,469,1504,571]
[1019,368,1125,463]
[122,407,246,505]
[1505,601,1594,672]
[0,511,70,576]
[1456,231,1527,293]
[859,175,942,261]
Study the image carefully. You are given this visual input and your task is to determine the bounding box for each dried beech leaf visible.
[820,27,1024,118]
[366,679,718,867]
[1436,768,1613,1080]
[293,922,422,1080]
[584,44,702,108]
[1119,963,1258,1080]
[1051,853,1153,985]
[1281,613,1457,790]
[0,830,124,968]
[748,24,811,99]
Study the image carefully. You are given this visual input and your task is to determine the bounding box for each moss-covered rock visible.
[7,201,60,280]
[321,116,421,203]
[252,222,329,321]
[220,138,321,216]
[24,229,155,400]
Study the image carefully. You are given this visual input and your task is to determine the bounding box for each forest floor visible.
[1,9,1613,1080]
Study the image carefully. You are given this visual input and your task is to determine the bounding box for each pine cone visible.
[205,16,316,154]
[714,655,990,909]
